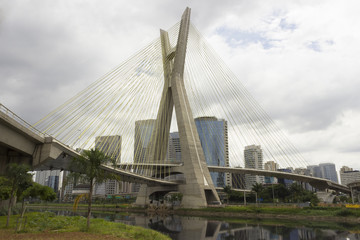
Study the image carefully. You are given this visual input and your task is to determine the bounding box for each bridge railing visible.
[0,103,46,138]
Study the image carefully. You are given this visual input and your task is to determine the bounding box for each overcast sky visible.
[1,0,359,172]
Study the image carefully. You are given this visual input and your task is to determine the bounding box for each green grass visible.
[0,212,170,240]
[30,202,137,208]
[180,205,360,218]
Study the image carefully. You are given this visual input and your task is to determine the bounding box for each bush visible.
[336,209,356,217]
[27,212,87,232]
[0,204,22,216]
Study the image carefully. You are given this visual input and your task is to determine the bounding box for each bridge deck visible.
[208,166,350,193]
[0,103,350,193]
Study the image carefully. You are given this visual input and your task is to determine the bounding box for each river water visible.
[34,209,360,240]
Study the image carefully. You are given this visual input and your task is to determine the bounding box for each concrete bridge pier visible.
[0,145,32,174]
[135,184,178,206]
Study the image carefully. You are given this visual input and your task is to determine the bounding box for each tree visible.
[0,177,11,201]
[252,182,264,206]
[289,183,303,203]
[71,148,116,229]
[273,184,290,202]
[19,182,56,217]
[223,185,232,204]
[4,163,33,227]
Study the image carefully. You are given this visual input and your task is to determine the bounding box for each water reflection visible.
[31,209,360,240]
[112,214,360,240]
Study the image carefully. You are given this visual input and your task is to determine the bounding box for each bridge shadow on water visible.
[30,208,360,240]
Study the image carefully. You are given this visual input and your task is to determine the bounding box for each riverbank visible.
[28,203,360,223]
[177,206,360,223]
[0,212,171,240]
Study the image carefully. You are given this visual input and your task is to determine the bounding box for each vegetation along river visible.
[29,208,360,240]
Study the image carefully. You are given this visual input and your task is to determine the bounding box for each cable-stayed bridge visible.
[0,102,349,194]
[0,8,350,208]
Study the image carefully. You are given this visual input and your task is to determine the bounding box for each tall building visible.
[195,117,229,187]
[244,145,264,190]
[95,135,122,195]
[35,170,62,192]
[168,132,181,162]
[264,161,278,184]
[46,175,59,193]
[307,163,339,183]
[132,119,156,192]
[134,119,156,163]
[307,165,322,178]
[319,163,338,183]
[340,166,360,185]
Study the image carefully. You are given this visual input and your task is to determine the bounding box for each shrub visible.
[336,209,355,217]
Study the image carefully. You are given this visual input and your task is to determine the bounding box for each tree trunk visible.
[6,188,15,227]
[20,198,26,218]
[87,178,93,229]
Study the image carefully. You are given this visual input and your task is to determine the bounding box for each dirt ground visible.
[0,230,128,240]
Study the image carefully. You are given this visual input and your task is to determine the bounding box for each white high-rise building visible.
[264,161,278,184]
[95,135,123,196]
[134,119,156,164]
[340,166,360,185]
[244,145,264,189]
[264,161,278,171]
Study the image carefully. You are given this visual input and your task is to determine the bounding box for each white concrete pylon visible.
[137,7,220,208]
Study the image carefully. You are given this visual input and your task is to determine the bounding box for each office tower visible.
[307,165,322,178]
[35,170,61,192]
[340,166,360,185]
[244,145,264,190]
[319,163,338,183]
[168,132,181,162]
[46,175,59,193]
[95,135,122,195]
[195,117,229,187]
[307,163,339,183]
[264,161,278,184]
[134,119,156,163]
[132,119,156,192]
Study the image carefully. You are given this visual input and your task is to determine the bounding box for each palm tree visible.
[4,163,33,227]
[71,148,116,229]
[251,182,264,206]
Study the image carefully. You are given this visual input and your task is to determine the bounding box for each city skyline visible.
[1,1,359,171]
